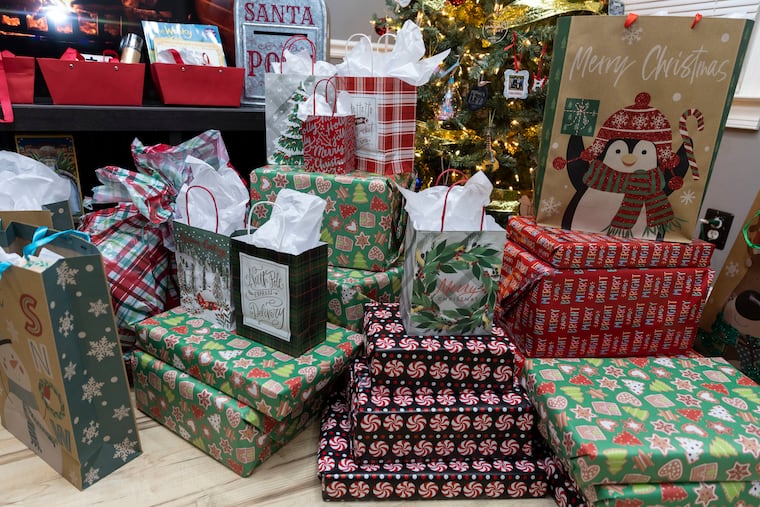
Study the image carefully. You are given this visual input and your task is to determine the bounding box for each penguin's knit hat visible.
[581,92,679,169]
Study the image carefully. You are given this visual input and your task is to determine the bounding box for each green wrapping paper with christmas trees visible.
[523,354,760,504]
[327,265,403,332]
[133,308,363,420]
[133,350,324,476]
[249,166,411,271]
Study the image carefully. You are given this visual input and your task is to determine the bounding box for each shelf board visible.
[1,102,266,132]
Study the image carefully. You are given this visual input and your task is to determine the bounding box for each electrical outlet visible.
[699,208,734,250]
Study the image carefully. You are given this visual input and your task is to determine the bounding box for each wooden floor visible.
[1,405,557,507]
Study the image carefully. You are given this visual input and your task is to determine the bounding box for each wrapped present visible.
[497,241,712,357]
[593,481,760,506]
[318,393,550,501]
[133,308,362,420]
[349,359,535,464]
[327,265,403,332]
[523,354,760,494]
[248,166,411,271]
[133,350,322,476]
[508,217,714,269]
[364,302,523,391]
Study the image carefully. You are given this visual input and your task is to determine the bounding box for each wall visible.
[325,0,388,40]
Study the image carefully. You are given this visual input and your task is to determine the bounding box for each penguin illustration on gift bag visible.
[553,92,703,239]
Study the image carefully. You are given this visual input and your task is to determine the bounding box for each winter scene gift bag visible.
[300,77,356,174]
[231,190,328,357]
[265,35,333,166]
[173,157,249,330]
[0,224,140,489]
[535,15,753,242]
[398,171,506,335]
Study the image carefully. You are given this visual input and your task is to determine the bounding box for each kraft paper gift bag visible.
[398,171,506,335]
[0,224,141,489]
[535,15,753,243]
[231,190,328,356]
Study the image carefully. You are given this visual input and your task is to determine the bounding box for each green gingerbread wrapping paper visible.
[327,265,403,332]
[523,355,760,495]
[593,481,760,506]
[248,166,411,271]
[132,350,324,476]
[133,308,363,421]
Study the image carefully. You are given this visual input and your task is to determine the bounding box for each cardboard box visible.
[318,393,551,501]
[327,265,403,332]
[133,350,321,476]
[508,217,714,269]
[523,354,760,491]
[497,241,712,357]
[249,166,410,271]
[364,302,523,391]
[133,308,363,420]
[349,359,535,464]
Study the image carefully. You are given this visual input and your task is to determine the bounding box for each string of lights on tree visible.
[371,0,606,195]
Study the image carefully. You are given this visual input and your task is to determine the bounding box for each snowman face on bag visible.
[602,139,658,174]
[0,339,31,391]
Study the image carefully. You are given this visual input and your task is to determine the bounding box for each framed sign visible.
[234,0,328,105]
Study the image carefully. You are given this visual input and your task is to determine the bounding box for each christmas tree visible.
[269,81,308,165]
[371,0,606,197]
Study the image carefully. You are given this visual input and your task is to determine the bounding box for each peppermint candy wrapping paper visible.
[327,265,403,332]
[523,354,760,493]
[317,392,550,501]
[249,166,410,271]
[133,308,362,421]
[132,350,323,477]
[349,359,535,464]
[363,302,523,391]
[497,240,712,357]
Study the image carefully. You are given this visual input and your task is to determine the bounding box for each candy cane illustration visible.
[679,108,705,180]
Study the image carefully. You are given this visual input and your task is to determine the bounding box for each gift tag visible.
[503,69,529,99]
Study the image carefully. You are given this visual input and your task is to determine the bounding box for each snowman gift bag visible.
[0,223,140,489]
[535,15,753,243]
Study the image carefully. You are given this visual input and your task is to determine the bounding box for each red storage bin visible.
[151,63,244,107]
[38,58,144,106]
[1,52,35,104]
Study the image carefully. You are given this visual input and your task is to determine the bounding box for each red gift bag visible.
[0,51,35,123]
[302,78,356,174]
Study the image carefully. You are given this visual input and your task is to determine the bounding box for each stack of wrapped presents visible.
[497,217,760,506]
[318,302,552,501]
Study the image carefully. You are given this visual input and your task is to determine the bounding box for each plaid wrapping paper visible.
[497,241,713,357]
[523,354,760,492]
[327,264,403,332]
[364,302,523,391]
[230,236,327,357]
[349,359,536,464]
[133,350,323,477]
[508,217,714,269]
[249,166,410,271]
[79,201,174,348]
[318,392,550,501]
[134,308,363,421]
[335,76,416,175]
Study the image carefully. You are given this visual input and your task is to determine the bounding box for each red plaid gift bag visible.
[302,77,356,174]
[336,75,416,175]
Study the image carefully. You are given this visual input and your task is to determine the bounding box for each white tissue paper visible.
[239,189,326,255]
[0,151,71,210]
[297,89,354,122]
[399,171,503,232]
[336,20,450,86]
[174,156,250,236]
[273,48,338,77]
[0,246,23,267]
